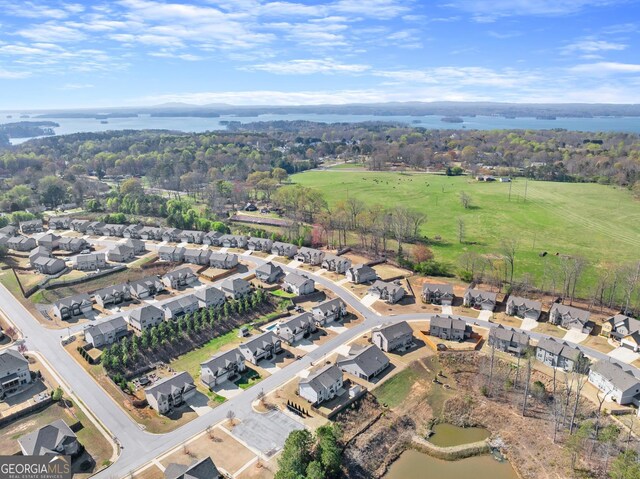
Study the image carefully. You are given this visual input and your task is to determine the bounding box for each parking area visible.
[231,410,304,457]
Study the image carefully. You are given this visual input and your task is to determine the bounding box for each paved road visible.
[0,242,635,478]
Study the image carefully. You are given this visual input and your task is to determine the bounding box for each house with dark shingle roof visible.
[536,337,586,372]
[179,230,205,244]
[58,236,87,253]
[161,228,183,243]
[283,272,315,296]
[506,296,542,321]
[238,331,282,364]
[255,262,283,283]
[271,241,297,258]
[276,312,316,345]
[368,280,406,304]
[94,283,132,308]
[145,371,196,415]
[51,294,93,320]
[337,344,389,381]
[73,252,107,271]
[18,419,80,457]
[463,288,497,311]
[220,234,248,248]
[202,231,224,246]
[164,457,221,479]
[194,286,226,309]
[158,245,186,262]
[184,248,211,266]
[321,254,352,274]
[312,298,347,325]
[488,324,530,356]
[123,224,144,239]
[140,226,163,241]
[588,360,640,405]
[85,221,106,236]
[8,235,36,251]
[345,264,377,284]
[422,283,455,306]
[107,244,135,263]
[208,252,238,269]
[128,304,164,332]
[70,219,90,232]
[603,314,640,352]
[294,247,325,265]
[84,316,129,348]
[247,237,273,252]
[372,321,414,352]
[48,216,70,230]
[220,277,251,299]
[33,255,66,275]
[162,295,199,320]
[102,224,126,237]
[0,349,31,398]
[429,315,472,341]
[37,233,60,250]
[162,267,197,290]
[549,304,592,333]
[200,348,246,388]
[298,364,344,405]
[125,238,146,254]
[19,219,43,234]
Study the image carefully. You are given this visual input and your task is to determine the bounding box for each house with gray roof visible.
[58,236,87,253]
[588,360,640,405]
[70,219,90,232]
[271,241,298,258]
[102,224,126,237]
[221,277,251,299]
[283,272,315,296]
[162,295,200,320]
[312,298,347,325]
[48,216,70,230]
[368,280,406,304]
[337,344,389,381]
[33,255,66,275]
[429,315,472,341]
[128,304,164,332]
[298,364,344,405]
[463,288,497,311]
[346,264,377,284]
[208,252,238,269]
[18,419,80,457]
[107,244,135,263]
[158,245,186,262]
[164,457,221,479]
[255,262,282,283]
[162,267,197,290]
[549,304,592,333]
[8,235,36,251]
[194,286,226,309]
[200,348,246,389]
[180,230,205,244]
[51,294,93,320]
[202,231,224,246]
[220,234,248,248]
[19,219,43,234]
[536,338,585,372]
[84,316,129,348]
[294,247,325,265]
[145,371,196,415]
[422,283,455,306]
[73,252,107,271]
[125,238,146,254]
[161,228,183,243]
[94,284,132,308]
[247,237,273,252]
[276,312,316,345]
[488,325,530,356]
[321,254,352,274]
[506,296,542,321]
[604,314,640,352]
[184,248,211,266]
[140,226,163,241]
[238,331,282,364]
[165,458,220,479]
[123,224,144,239]
[85,221,106,236]
[372,321,414,352]
[0,225,18,237]
[0,349,31,399]
[128,276,165,299]
[37,233,60,250]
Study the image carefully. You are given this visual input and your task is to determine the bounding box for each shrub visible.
[52,387,64,401]
[458,269,474,282]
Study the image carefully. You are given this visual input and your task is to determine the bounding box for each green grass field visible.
[292,170,640,293]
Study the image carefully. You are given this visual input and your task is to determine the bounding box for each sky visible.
[0,0,640,109]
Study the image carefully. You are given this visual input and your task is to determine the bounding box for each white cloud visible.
[61,82,94,89]
[0,68,31,79]
[569,61,640,74]
[245,58,370,74]
[0,1,84,20]
[17,23,86,42]
[562,39,627,54]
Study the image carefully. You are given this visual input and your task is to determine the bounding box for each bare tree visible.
[457,217,466,244]
[521,347,533,416]
[501,238,518,285]
[459,191,473,209]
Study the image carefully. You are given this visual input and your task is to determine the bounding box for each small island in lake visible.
[441,116,464,123]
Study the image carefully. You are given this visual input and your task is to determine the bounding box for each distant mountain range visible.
[3,101,640,119]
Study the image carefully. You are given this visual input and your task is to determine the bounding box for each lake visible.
[428,423,491,447]
[4,112,640,145]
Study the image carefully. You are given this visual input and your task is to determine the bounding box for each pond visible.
[428,423,491,447]
[384,449,519,479]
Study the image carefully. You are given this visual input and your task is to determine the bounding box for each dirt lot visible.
[372,263,411,281]
[133,465,164,479]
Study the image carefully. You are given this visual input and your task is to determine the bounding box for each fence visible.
[23,265,128,298]
[0,396,53,428]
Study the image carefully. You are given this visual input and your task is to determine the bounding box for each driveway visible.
[295,339,319,353]
[259,361,281,374]
[361,294,378,307]
[231,410,304,457]
[478,310,493,321]
[287,260,302,268]
[441,305,453,315]
[563,329,589,344]
[212,382,243,399]
[520,317,539,331]
[608,347,640,364]
[185,391,213,416]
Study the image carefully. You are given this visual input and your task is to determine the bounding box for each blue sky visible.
[0,0,639,109]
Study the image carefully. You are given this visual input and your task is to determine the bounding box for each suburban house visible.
[58,236,87,253]
[102,224,126,237]
[84,316,129,348]
[536,338,585,372]
[298,364,344,405]
[238,331,283,364]
[161,228,183,243]
[209,252,239,269]
[276,312,316,344]
[506,296,542,320]
[337,344,390,381]
[221,277,252,299]
[429,315,473,341]
[33,255,66,275]
[107,244,135,263]
[271,241,298,258]
[127,305,164,332]
[345,264,377,284]
[70,219,89,232]
[37,233,60,250]
[194,286,226,309]
[48,216,70,229]
[200,348,246,389]
[488,325,530,356]
[8,235,36,251]
[283,272,315,296]
[162,295,200,320]
[165,458,220,479]
[18,419,80,457]
[140,227,163,241]
[312,298,347,326]
[29,246,51,267]
[162,267,198,289]
[421,283,455,305]
[51,294,93,320]
[368,280,406,304]
[0,225,18,237]
[94,283,132,308]
[549,304,592,333]
[202,231,224,246]
[158,245,186,262]
[255,262,283,283]
[184,248,211,266]
[220,234,248,249]
[85,221,106,236]
[247,237,273,252]
[145,371,196,415]
[123,224,144,238]
[294,247,325,265]
[602,314,640,351]
[371,321,414,352]
[588,360,640,405]
[128,276,165,299]
[73,252,107,271]
[0,349,31,398]
[125,238,146,254]
[321,254,352,274]
[180,230,205,244]
[463,288,498,311]
[19,219,43,234]
[164,458,221,479]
